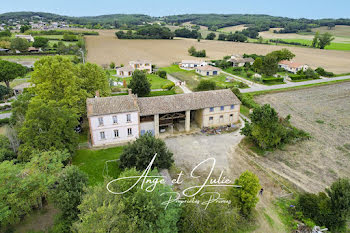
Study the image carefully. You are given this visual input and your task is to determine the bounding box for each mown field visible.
[254,82,350,193]
[85,30,350,74]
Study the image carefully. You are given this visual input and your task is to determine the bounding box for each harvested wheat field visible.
[254,82,350,193]
[86,30,350,73]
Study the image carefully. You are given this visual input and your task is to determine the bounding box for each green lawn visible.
[202,74,247,89]
[48,40,76,46]
[113,74,172,90]
[160,65,201,90]
[240,105,250,117]
[270,38,350,51]
[72,146,124,186]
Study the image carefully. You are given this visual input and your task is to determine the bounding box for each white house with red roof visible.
[278,60,309,74]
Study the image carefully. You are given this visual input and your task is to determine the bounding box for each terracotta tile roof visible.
[279,60,305,69]
[137,89,241,116]
[87,95,138,117]
[195,65,221,71]
[87,90,241,117]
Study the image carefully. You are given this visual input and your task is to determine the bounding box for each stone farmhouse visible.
[195,65,221,76]
[87,89,241,147]
[228,55,254,67]
[179,60,207,69]
[15,34,34,42]
[116,60,152,77]
[278,60,309,74]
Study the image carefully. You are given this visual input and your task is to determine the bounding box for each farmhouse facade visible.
[116,60,152,77]
[195,65,221,76]
[15,34,34,42]
[87,89,241,147]
[278,60,309,74]
[228,55,254,67]
[179,60,207,69]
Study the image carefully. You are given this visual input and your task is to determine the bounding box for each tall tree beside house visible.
[261,55,278,76]
[128,70,151,97]
[30,56,88,115]
[76,62,111,97]
[10,37,30,52]
[18,99,79,161]
[252,57,263,73]
[0,60,27,88]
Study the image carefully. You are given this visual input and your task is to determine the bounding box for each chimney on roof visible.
[95,90,100,98]
[128,89,132,95]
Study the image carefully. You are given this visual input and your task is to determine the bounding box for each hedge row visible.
[262,77,284,84]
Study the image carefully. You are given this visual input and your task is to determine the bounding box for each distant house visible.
[179,60,207,69]
[0,48,10,53]
[27,47,41,53]
[116,60,152,77]
[278,60,309,74]
[228,55,254,67]
[195,65,221,76]
[15,34,35,42]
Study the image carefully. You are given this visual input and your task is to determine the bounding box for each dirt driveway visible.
[165,131,288,232]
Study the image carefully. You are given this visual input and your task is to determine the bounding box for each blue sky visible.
[1,0,349,19]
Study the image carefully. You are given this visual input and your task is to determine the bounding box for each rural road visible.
[240,75,350,93]
[167,74,192,93]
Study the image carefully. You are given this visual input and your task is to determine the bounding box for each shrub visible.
[188,46,206,57]
[119,132,174,170]
[162,82,175,90]
[315,67,334,77]
[196,80,216,91]
[0,118,10,126]
[157,70,167,79]
[238,82,249,88]
[241,104,310,149]
[109,62,115,69]
[262,77,284,84]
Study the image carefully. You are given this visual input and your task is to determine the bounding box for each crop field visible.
[86,30,350,74]
[311,25,350,38]
[254,82,350,193]
[218,24,248,33]
[269,38,350,51]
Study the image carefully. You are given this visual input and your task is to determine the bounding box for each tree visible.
[76,62,111,97]
[0,150,68,228]
[228,171,260,216]
[312,31,320,48]
[33,37,49,48]
[0,40,11,49]
[318,32,334,49]
[241,104,309,149]
[188,46,196,56]
[109,61,115,69]
[206,32,216,40]
[73,168,181,233]
[18,99,79,161]
[0,60,27,88]
[120,132,174,171]
[0,135,16,162]
[261,55,278,76]
[196,80,216,91]
[258,36,264,44]
[0,85,10,100]
[267,49,295,62]
[30,56,88,115]
[326,178,350,231]
[304,68,319,79]
[252,57,263,73]
[20,25,31,33]
[10,37,30,51]
[218,33,227,41]
[50,166,88,231]
[327,23,335,30]
[10,92,33,128]
[0,29,11,38]
[157,70,167,79]
[128,70,151,97]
